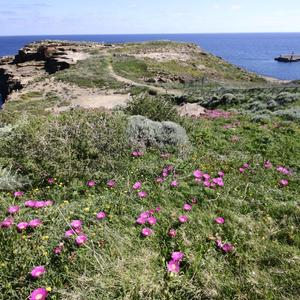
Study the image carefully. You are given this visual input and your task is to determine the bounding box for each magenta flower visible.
[193,169,203,179]
[218,171,225,177]
[65,229,76,238]
[53,243,64,255]
[87,180,96,187]
[191,198,198,204]
[264,160,273,169]
[28,219,42,228]
[133,181,142,190]
[239,167,245,173]
[178,215,188,223]
[171,251,184,262]
[138,191,148,198]
[35,201,45,209]
[215,239,223,249]
[203,174,210,180]
[1,217,14,228]
[25,200,36,208]
[29,287,48,300]
[156,177,165,183]
[168,229,177,238]
[136,217,147,225]
[243,163,249,169]
[215,217,225,224]
[141,227,153,237]
[96,211,106,220]
[280,179,289,187]
[107,179,116,188]
[212,177,224,187]
[148,209,155,215]
[139,212,149,219]
[147,216,157,226]
[75,234,88,246]
[71,220,82,229]
[7,205,20,215]
[17,222,28,232]
[167,260,180,273]
[277,166,290,175]
[203,181,211,188]
[47,178,55,184]
[155,206,161,212]
[222,243,234,253]
[31,266,46,279]
[183,203,192,211]
[170,180,179,188]
[131,150,144,157]
[14,191,24,197]
[44,200,54,207]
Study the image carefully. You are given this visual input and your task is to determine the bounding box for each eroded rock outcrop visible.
[0,41,93,102]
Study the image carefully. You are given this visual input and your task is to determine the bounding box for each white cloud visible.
[231,5,241,11]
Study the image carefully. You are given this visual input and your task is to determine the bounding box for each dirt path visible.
[107,63,183,97]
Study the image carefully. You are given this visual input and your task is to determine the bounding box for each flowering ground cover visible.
[0,109,300,299]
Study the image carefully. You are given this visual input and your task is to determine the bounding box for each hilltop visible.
[0,41,300,300]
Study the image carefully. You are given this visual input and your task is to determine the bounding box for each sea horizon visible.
[1,32,300,80]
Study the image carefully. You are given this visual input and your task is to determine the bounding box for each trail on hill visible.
[107,63,183,97]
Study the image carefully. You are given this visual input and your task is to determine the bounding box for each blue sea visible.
[0,33,300,81]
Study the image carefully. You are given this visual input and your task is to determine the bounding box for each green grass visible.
[55,56,125,89]
[0,107,299,299]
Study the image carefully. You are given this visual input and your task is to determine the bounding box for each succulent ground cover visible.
[0,104,299,299]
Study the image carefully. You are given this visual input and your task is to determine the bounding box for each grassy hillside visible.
[0,41,300,300]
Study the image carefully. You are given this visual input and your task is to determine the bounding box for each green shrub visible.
[124,95,179,122]
[0,167,30,191]
[127,115,189,152]
[0,110,129,182]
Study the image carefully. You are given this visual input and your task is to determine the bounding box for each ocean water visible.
[0,33,300,81]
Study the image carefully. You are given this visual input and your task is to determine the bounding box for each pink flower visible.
[17,222,28,232]
[203,174,210,180]
[136,217,147,225]
[155,206,161,212]
[25,200,36,208]
[7,205,20,215]
[47,178,54,184]
[147,216,157,226]
[239,168,245,173]
[171,251,184,262]
[14,191,24,197]
[53,243,64,255]
[170,180,178,188]
[28,219,42,228]
[193,170,203,179]
[218,171,225,177]
[222,243,234,253]
[31,266,46,279]
[139,212,149,219]
[141,227,153,237]
[243,163,249,169]
[183,203,192,211]
[156,177,165,183]
[203,181,211,188]
[215,239,223,249]
[215,217,225,224]
[133,181,142,190]
[71,220,82,229]
[35,201,45,209]
[87,180,96,187]
[168,229,177,238]
[1,217,14,228]
[96,211,106,220]
[138,191,148,198]
[44,200,54,207]
[107,179,116,188]
[75,234,88,246]
[29,288,48,300]
[191,198,198,204]
[65,229,76,238]
[280,179,289,187]
[264,160,273,169]
[277,166,291,175]
[167,260,180,273]
[212,177,224,187]
[178,215,188,223]
[131,150,144,157]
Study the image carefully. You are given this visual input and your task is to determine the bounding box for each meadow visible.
[0,96,299,299]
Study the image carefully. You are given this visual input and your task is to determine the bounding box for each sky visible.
[0,0,299,36]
